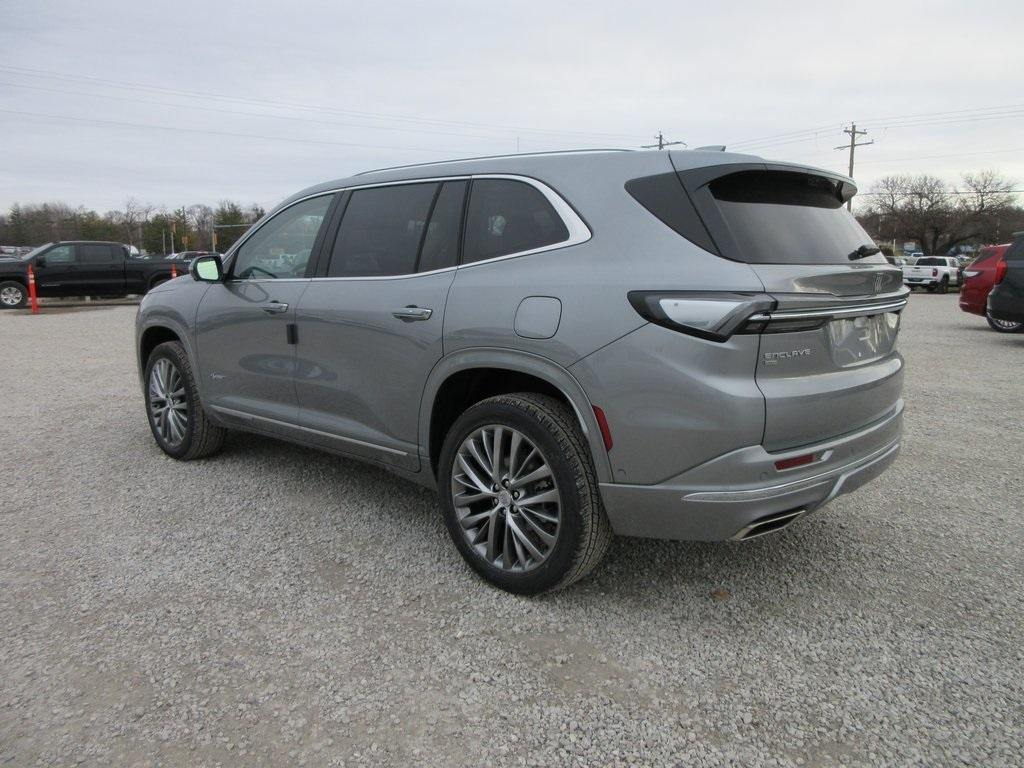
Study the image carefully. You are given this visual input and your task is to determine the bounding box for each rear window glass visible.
[915,257,946,266]
[708,170,875,265]
[462,179,569,264]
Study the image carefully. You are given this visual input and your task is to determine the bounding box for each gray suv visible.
[136,149,907,594]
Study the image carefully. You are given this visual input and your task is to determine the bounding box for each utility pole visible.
[642,131,686,150]
[834,123,874,210]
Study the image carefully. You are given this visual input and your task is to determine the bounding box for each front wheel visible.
[986,311,1024,333]
[438,393,612,595]
[144,341,227,460]
[0,281,27,309]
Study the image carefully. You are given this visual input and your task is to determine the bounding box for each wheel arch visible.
[136,318,200,391]
[419,348,613,485]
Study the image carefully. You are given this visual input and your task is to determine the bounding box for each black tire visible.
[144,341,226,460]
[938,277,949,294]
[926,285,936,293]
[986,312,1024,333]
[0,280,27,309]
[437,393,612,595]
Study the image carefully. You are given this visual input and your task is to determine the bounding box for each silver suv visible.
[136,149,907,594]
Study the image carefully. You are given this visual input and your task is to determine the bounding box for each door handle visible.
[262,301,289,314]
[392,306,433,321]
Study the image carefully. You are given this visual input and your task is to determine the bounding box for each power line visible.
[0,79,599,149]
[0,107,460,154]
[641,131,686,150]
[0,64,647,144]
[835,124,874,209]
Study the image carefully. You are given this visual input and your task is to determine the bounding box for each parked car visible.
[987,232,1024,331]
[135,150,907,594]
[959,244,1020,332]
[902,255,961,292]
[0,241,186,308]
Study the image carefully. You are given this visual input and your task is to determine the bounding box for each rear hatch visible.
[674,160,907,451]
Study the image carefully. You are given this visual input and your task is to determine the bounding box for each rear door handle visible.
[392,306,433,321]
[262,301,289,314]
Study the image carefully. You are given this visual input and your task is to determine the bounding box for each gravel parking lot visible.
[1,294,1022,767]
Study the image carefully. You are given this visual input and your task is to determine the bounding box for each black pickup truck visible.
[0,241,185,308]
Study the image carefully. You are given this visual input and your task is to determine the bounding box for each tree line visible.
[0,199,266,254]
[857,170,1023,254]
[2,169,1020,258]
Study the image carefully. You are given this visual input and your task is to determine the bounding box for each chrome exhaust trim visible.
[731,508,807,541]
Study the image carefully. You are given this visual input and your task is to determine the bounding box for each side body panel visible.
[294,271,456,471]
[193,280,310,426]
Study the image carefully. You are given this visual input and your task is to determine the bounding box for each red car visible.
[960,244,1022,332]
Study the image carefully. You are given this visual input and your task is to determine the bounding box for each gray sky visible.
[1,0,1022,213]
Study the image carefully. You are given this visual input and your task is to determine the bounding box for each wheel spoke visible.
[510,463,551,490]
[507,431,523,479]
[491,427,504,483]
[456,454,492,495]
[519,509,557,545]
[485,509,500,562]
[454,490,495,506]
[508,515,544,562]
[515,488,558,508]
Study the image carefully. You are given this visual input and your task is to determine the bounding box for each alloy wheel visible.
[450,425,561,572]
[1,286,23,306]
[149,358,188,445]
[987,311,1022,332]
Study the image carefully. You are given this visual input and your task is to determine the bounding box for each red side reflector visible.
[592,405,613,451]
[775,453,815,471]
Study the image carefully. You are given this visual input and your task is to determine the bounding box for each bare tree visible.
[108,198,154,245]
[863,171,1018,253]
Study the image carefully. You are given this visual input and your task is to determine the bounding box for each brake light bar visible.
[995,259,1008,284]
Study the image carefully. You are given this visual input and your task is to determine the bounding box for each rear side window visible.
[707,170,874,265]
[78,244,115,264]
[462,179,569,264]
[328,183,438,277]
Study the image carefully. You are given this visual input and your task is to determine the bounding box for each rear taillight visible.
[627,291,773,342]
[995,259,1008,284]
[932,268,939,277]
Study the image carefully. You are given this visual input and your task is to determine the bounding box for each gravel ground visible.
[1,295,1022,767]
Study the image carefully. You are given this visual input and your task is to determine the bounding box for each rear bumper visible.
[987,290,1024,323]
[599,401,903,541]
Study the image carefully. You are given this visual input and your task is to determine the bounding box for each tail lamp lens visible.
[932,268,938,277]
[995,260,1008,284]
[774,453,815,471]
[627,291,774,342]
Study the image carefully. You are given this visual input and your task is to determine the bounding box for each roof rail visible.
[353,148,633,176]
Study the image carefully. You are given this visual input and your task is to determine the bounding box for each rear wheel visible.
[0,281,26,309]
[438,393,612,594]
[144,341,226,460]
[938,277,950,294]
[986,311,1024,333]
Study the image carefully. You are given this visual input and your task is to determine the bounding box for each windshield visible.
[20,243,54,260]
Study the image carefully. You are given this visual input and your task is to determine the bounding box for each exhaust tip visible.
[732,508,807,541]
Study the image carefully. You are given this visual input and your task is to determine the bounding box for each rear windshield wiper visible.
[848,245,881,261]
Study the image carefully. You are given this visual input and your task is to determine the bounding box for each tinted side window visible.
[463,180,569,264]
[418,180,467,273]
[43,244,75,264]
[233,195,333,279]
[79,244,115,264]
[327,183,438,277]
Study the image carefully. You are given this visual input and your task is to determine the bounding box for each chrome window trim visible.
[223,174,591,283]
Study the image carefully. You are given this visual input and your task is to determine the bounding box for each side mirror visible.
[190,255,223,283]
